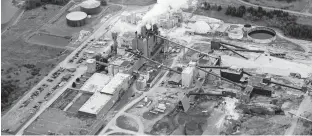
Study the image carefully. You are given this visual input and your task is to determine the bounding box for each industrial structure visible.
[66,11,87,27]
[78,73,132,117]
[80,0,102,15]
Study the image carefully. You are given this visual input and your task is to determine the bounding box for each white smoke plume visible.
[137,0,190,33]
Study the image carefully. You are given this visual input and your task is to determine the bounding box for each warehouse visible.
[66,11,87,27]
[80,73,112,93]
[80,0,102,15]
[78,73,131,117]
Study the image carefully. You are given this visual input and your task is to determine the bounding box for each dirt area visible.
[116,115,139,132]
[238,115,292,135]
[110,0,156,6]
[273,37,305,52]
[1,4,71,113]
[244,0,310,12]
[24,108,97,135]
[296,17,312,26]
[67,93,92,113]
[50,89,79,110]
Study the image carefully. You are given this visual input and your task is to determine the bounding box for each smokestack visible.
[135,31,138,50]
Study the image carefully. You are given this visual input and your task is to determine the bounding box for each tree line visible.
[200,1,312,41]
[224,5,312,41]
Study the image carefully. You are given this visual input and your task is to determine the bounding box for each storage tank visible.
[66,11,87,27]
[86,59,96,73]
[80,0,102,15]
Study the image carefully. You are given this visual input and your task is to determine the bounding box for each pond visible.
[248,29,276,40]
[28,33,71,47]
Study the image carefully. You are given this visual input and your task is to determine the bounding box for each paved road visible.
[16,66,87,135]
[237,0,312,17]
[2,5,124,135]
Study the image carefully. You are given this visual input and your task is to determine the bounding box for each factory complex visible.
[2,0,312,135]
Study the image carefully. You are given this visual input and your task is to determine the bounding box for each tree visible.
[217,5,222,11]
[101,0,107,6]
[76,78,80,82]
[72,82,76,88]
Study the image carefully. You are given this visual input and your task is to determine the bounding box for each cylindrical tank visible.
[80,0,102,15]
[66,11,87,27]
[243,24,252,37]
[86,59,96,73]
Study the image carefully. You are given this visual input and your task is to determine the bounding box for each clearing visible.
[110,0,156,6]
[243,0,310,12]
[1,4,71,113]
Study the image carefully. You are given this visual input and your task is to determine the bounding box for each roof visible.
[66,11,87,21]
[221,68,242,75]
[100,73,130,95]
[78,92,112,115]
[248,76,263,86]
[80,73,112,93]
[80,0,100,9]
[168,73,182,83]
[182,66,194,74]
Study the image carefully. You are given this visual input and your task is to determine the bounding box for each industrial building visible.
[80,73,112,93]
[80,0,102,15]
[248,76,273,97]
[182,66,195,88]
[108,54,144,76]
[220,68,243,83]
[78,73,131,117]
[66,11,87,27]
[86,59,96,73]
[120,11,141,25]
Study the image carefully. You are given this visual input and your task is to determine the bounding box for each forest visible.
[201,2,312,41]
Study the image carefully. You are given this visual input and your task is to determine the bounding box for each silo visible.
[66,11,87,27]
[80,0,102,15]
[86,59,96,73]
[243,24,252,37]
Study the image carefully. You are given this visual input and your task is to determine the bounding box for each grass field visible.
[1,4,72,113]
[110,0,156,6]
[244,0,310,12]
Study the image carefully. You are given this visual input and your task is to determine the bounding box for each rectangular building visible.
[79,73,131,117]
[182,66,195,87]
[78,92,113,118]
[80,73,112,93]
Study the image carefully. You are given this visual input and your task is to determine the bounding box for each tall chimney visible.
[135,31,138,50]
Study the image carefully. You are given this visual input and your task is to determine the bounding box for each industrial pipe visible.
[220,42,247,50]
[154,35,219,59]
[269,80,302,91]
[218,49,265,53]
[220,44,249,60]
[125,49,182,74]
[197,66,230,69]
[195,66,246,89]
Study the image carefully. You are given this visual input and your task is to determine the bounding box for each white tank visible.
[86,59,96,73]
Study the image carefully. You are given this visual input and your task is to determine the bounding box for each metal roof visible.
[80,73,112,93]
[66,11,87,21]
[78,92,112,115]
[100,73,130,95]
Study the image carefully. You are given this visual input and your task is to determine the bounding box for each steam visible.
[137,0,190,33]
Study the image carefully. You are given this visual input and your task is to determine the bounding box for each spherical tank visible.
[66,11,87,27]
[80,0,102,15]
